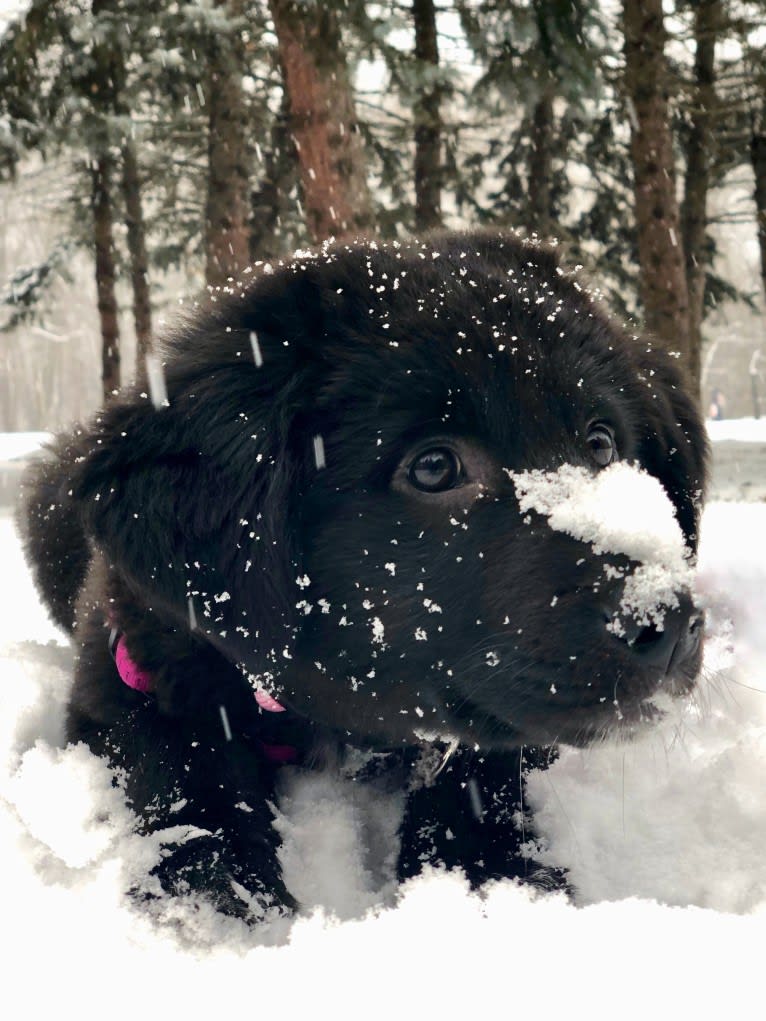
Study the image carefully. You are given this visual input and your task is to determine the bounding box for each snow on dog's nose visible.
[507,462,697,636]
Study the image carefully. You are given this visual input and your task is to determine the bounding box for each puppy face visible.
[73,233,707,751]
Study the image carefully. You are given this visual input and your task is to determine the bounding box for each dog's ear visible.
[634,347,709,551]
[71,263,325,675]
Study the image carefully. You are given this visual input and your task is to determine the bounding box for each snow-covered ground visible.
[2,425,766,1017]
[707,418,766,502]
[706,416,766,443]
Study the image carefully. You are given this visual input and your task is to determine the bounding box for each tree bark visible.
[121,140,152,363]
[527,79,555,238]
[88,0,121,400]
[623,0,693,384]
[268,0,373,243]
[413,0,442,231]
[250,91,296,260]
[90,0,153,366]
[680,0,720,392]
[205,0,251,287]
[752,123,766,307]
[91,154,121,401]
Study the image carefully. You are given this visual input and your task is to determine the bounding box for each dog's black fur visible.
[19,232,707,917]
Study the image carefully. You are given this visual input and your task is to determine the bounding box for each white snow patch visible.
[526,501,766,912]
[0,431,50,461]
[249,330,263,367]
[273,766,404,920]
[509,463,694,626]
[3,477,766,1009]
[145,353,170,409]
[508,462,687,565]
[707,417,766,443]
[312,434,326,470]
[371,616,385,644]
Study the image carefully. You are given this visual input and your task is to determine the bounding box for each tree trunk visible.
[87,0,121,399]
[250,92,296,261]
[91,155,121,401]
[752,124,766,307]
[121,140,152,363]
[623,0,693,384]
[85,0,152,371]
[680,0,720,393]
[528,79,555,238]
[268,0,373,243]
[205,0,251,287]
[413,0,442,232]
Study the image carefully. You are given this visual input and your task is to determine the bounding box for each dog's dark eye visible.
[587,424,616,467]
[409,448,462,492]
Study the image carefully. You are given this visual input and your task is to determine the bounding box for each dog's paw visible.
[144,830,295,921]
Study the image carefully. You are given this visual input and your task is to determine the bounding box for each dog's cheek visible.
[301,497,489,645]
[469,529,612,714]
[290,500,492,734]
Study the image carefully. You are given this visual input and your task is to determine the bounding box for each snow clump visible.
[507,462,695,629]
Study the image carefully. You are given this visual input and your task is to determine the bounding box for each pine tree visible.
[122,140,153,363]
[2,0,765,426]
[454,0,605,241]
[753,112,766,305]
[268,0,373,242]
[412,0,443,231]
[623,0,692,378]
[0,0,291,388]
[88,0,126,398]
[740,3,766,306]
[204,0,252,286]
[680,0,723,390]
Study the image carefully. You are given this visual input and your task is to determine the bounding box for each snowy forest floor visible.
[2,423,766,1018]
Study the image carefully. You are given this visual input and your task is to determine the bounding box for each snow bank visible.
[707,416,766,443]
[0,431,50,462]
[2,485,766,1015]
[524,500,766,912]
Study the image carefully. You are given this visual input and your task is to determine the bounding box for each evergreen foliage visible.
[0,0,764,412]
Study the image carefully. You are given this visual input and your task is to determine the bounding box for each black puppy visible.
[20,232,707,917]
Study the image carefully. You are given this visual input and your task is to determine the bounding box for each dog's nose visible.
[604,592,703,675]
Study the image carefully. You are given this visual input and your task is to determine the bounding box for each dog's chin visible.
[433,664,700,751]
[519,696,668,749]
[280,643,702,753]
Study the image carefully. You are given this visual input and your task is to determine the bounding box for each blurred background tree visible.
[1,0,764,426]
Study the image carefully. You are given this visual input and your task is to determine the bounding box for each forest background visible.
[0,0,765,431]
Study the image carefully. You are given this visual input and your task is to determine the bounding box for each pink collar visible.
[112,632,153,694]
[109,628,297,764]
